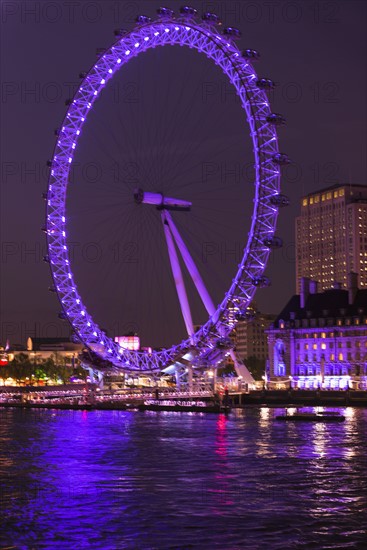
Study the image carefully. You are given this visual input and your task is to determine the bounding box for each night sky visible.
[1,0,366,348]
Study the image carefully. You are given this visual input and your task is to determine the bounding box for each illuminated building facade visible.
[114,334,140,351]
[266,277,367,390]
[296,184,367,292]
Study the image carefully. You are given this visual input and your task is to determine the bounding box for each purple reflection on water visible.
[0,408,367,549]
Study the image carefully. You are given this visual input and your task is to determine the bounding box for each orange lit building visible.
[296,184,367,293]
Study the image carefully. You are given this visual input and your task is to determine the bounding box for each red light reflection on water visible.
[211,413,234,509]
[215,413,228,459]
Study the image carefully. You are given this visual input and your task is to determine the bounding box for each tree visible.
[9,353,33,385]
[245,356,266,381]
[73,363,88,382]
[32,360,48,384]
[50,353,73,384]
[0,364,10,385]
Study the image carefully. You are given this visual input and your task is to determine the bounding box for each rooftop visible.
[273,288,367,329]
[303,183,367,198]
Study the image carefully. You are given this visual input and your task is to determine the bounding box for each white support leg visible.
[164,211,255,386]
[229,349,255,386]
[161,211,194,339]
[164,210,216,317]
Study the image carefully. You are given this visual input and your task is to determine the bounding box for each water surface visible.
[1,407,366,549]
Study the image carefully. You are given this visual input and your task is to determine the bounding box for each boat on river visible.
[275,410,345,422]
[138,398,230,413]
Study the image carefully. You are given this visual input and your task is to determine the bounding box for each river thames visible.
[1,407,366,549]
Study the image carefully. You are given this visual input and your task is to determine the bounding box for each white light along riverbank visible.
[1,386,367,410]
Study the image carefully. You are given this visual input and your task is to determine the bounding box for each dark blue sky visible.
[1,0,366,347]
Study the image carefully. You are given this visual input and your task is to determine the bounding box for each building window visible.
[274,340,286,377]
[338,353,343,361]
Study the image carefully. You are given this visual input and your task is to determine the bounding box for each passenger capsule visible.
[48,286,56,293]
[235,310,255,322]
[242,49,260,60]
[269,194,290,207]
[43,255,50,263]
[223,27,241,39]
[136,15,151,24]
[96,48,105,57]
[114,28,128,37]
[263,236,283,249]
[58,311,68,320]
[256,78,275,89]
[65,98,73,106]
[180,6,197,16]
[266,113,286,125]
[46,160,53,167]
[157,7,175,17]
[202,12,220,24]
[215,337,233,350]
[252,276,271,288]
[272,153,291,165]
[79,71,87,79]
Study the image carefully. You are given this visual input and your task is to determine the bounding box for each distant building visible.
[296,184,367,292]
[11,337,84,365]
[114,333,140,351]
[27,337,82,353]
[235,304,276,362]
[266,276,367,390]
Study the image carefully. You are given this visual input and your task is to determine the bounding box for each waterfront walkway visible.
[0,385,366,410]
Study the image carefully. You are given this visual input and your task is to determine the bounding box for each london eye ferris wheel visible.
[45,6,290,379]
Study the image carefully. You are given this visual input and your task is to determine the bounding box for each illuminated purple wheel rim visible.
[46,11,285,372]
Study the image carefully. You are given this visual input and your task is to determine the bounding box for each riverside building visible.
[266,275,367,390]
